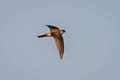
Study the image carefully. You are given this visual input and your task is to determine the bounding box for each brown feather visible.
[37,34,47,38]
[53,34,64,59]
[46,25,59,30]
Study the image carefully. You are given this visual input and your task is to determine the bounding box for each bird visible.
[37,25,66,59]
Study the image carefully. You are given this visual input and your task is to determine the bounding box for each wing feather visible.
[54,35,64,59]
[46,25,59,29]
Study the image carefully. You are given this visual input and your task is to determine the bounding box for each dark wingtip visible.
[45,25,52,27]
[45,25,49,26]
[46,25,59,29]
[60,56,63,60]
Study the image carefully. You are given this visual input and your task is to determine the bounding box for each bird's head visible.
[60,29,66,34]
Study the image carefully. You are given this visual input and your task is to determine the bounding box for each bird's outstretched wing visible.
[46,25,59,29]
[54,35,64,59]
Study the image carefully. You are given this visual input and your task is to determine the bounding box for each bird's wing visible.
[46,25,59,29]
[54,35,64,59]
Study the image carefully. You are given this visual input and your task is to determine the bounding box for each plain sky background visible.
[0,0,120,80]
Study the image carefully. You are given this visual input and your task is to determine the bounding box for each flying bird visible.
[37,25,66,59]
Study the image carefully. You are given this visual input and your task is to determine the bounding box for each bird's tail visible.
[37,34,47,38]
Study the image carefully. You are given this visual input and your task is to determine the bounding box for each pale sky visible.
[0,0,120,80]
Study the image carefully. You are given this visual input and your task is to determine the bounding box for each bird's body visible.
[37,25,66,59]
